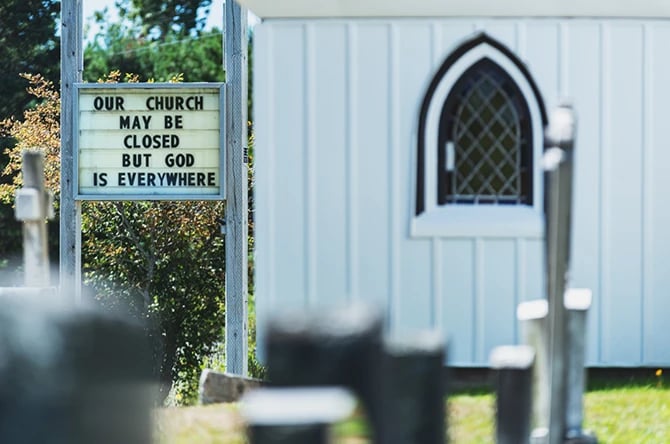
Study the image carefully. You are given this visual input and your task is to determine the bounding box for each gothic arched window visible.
[438,58,533,205]
[413,33,547,238]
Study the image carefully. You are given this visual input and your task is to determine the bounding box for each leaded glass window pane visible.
[438,58,533,205]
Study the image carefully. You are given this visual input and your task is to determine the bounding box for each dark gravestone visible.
[249,424,328,444]
[491,345,535,444]
[265,304,386,443]
[384,333,446,444]
[0,296,154,444]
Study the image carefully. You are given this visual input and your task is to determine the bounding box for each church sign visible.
[74,83,225,200]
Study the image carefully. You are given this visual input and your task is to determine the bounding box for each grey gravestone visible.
[0,296,154,444]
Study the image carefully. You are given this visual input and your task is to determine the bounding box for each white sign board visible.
[75,83,225,200]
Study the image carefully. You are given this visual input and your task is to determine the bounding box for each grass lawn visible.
[155,377,670,443]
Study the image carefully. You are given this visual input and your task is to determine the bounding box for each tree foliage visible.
[84,7,223,84]
[0,0,59,119]
[128,0,213,38]
[0,72,227,402]
[0,74,60,202]
[0,0,60,268]
[83,199,225,401]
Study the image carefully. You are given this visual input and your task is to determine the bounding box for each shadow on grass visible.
[586,368,668,391]
[446,367,670,395]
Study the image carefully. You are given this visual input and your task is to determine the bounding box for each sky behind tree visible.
[83,0,257,41]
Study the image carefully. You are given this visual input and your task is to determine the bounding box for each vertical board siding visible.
[566,23,602,364]
[346,24,360,301]
[521,239,545,303]
[602,24,644,364]
[313,24,349,306]
[255,18,670,366]
[475,21,518,51]
[524,22,560,110]
[271,25,307,306]
[480,239,518,362]
[438,22,477,64]
[388,24,402,330]
[253,24,272,357]
[395,23,434,332]
[354,24,391,307]
[441,239,476,363]
[647,24,670,364]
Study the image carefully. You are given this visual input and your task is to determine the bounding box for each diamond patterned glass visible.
[439,59,532,205]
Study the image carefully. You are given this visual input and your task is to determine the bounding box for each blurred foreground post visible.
[0,296,154,444]
[491,345,535,444]
[265,304,387,443]
[241,387,356,444]
[517,300,549,431]
[384,333,446,444]
[262,304,448,443]
[564,289,597,444]
[543,104,576,444]
[15,151,54,287]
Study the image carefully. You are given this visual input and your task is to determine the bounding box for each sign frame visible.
[74,82,225,201]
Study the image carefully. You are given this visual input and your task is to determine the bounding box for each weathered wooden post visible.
[15,150,54,287]
[490,345,535,444]
[224,0,249,377]
[543,103,576,444]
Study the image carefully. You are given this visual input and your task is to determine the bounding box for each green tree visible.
[84,7,223,83]
[128,0,212,37]
[0,0,60,270]
[0,72,228,403]
[0,0,59,119]
[83,199,226,401]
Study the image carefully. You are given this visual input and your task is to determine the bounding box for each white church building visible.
[240,0,670,366]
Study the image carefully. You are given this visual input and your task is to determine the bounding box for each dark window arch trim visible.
[416,32,547,215]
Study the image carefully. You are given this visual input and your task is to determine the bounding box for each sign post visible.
[60,0,83,303]
[224,0,249,376]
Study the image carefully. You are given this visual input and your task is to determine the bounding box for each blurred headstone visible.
[265,303,386,443]
[241,387,356,444]
[384,332,446,444]
[491,345,535,444]
[0,296,155,444]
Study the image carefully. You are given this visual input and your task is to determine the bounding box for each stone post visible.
[517,299,550,433]
[543,104,576,444]
[564,289,597,444]
[15,150,54,287]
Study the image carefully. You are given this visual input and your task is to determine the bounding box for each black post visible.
[491,345,535,444]
[384,333,446,444]
[265,304,386,443]
[248,424,329,444]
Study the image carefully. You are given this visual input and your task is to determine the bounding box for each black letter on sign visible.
[93,172,108,186]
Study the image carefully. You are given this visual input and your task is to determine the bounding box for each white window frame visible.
[411,39,545,238]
